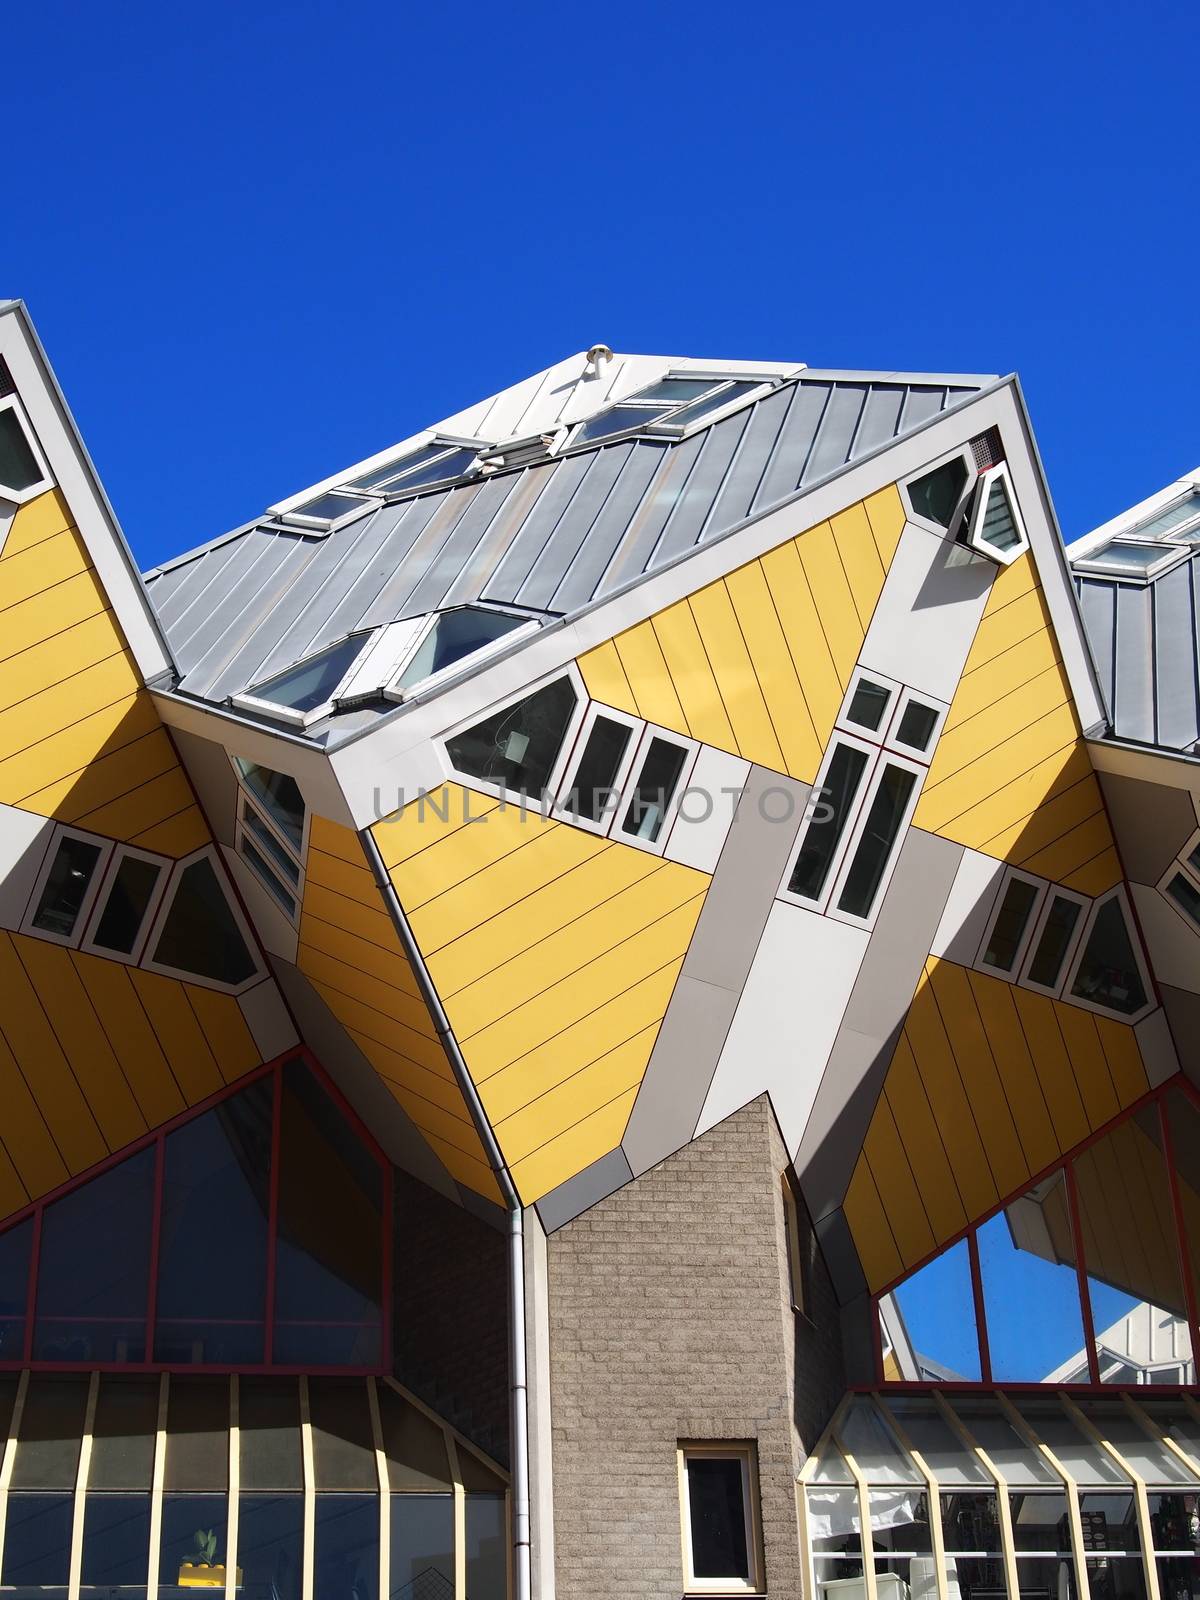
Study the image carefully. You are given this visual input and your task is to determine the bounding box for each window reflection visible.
[978,1174,1086,1383]
[314,1494,379,1599]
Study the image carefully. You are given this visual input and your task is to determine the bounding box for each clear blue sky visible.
[4,0,1198,573]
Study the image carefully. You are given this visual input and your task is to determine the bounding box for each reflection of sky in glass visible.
[893,1238,980,1379]
[978,1212,1084,1380]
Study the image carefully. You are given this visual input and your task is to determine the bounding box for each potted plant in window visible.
[178,1527,241,1588]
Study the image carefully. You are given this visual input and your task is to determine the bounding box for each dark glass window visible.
[1070,896,1148,1015]
[562,715,634,824]
[351,442,447,489]
[11,1378,89,1489]
[238,832,298,919]
[0,407,43,491]
[155,1082,272,1364]
[273,1066,383,1366]
[895,700,939,752]
[89,1378,158,1490]
[250,634,368,712]
[159,1494,228,1590]
[619,737,689,844]
[1165,871,1200,929]
[1027,894,1084,988]
[34,1145,154,1363]
[466,1493,508,1600]
[309,1381,377,1490]
[686,1455,751,1581]
[314,1495,379,1600]
[240,1380,303,1491]
[241,799,301,886]
[908,457,969,527]
[234,762,306,852]
[982,876,1041,972]
[975,474,1023,554]
[238,1494,305,1600]
[846,678,891,732]
[165,1379,229,1492]
[0,1218,32,1361]
[391,1494,454,1598]
[81,1493,153,1588]
[979,1176,1086,1382]
[789,743,869,900]
[90,853,163,955]
[31,833,103,937]
[837,763,918,918]
[446,677,578,798]
[2,1493,73,1589]
[150,856,258,987]
[396,608,526,693]
[378,1384,451,1492]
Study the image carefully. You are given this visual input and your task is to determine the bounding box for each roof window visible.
[0,396,51,502]
[1073,537,1188,581]
[233,633,374,728]
[568,376,767,447]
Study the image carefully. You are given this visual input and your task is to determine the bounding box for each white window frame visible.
[231,630,378,728]
[1017,885,1091,998]
[0,394,53,504]
[1130,487,1200,544]
[678,1442,764,1597]
[608,722,701,858]
[380,606,541,705]
[234,788,305,927]
[974,866,1047,981]
[438,663,590,809]
[551,702,644,837]
[964,462,1030,567]
[778,729,879,914]
[1071,536,1191,583]
[899,444,976,539]
[140,844,265,995]
[1157,829,1200,934]
[838,667,902,742]
[273,490,384,533]
[79,843,172,966]
[825,747,928,931]
[566,374,772,452]
[230,755,311,863]
[21,826,114,948]
[1060,885,1156,1024]
[362,435,487,495]
[644,378,775,441]
[888,686,949,760]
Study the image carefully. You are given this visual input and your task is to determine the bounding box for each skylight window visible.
[352,444,480,494]
[235,633,372,727]
[280,490,376,531]
[569,376,767,448]
[1131,489,1200,540]
[393,608,528,694]
[1074,538,1187,580]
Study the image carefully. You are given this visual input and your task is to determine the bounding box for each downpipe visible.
[362,829,532,1600]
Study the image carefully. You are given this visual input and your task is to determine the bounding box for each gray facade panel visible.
[1097,770,1197,885]
[1159,983,1200,1087]
[534,1146,634,1233]
[1153,561,1200,750]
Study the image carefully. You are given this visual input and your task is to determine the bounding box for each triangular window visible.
[147,853,260,990]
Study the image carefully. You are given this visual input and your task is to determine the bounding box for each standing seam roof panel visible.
[546,442,668,616]
[652,409,752,566]
[438,460,562,612]
[515,442,639,613]
[591,431,710,599]
[174,534,318,685]
[1151,559,1200,751]
[401,473,525,617]
[482,453,595,603]
[750,382,833,512]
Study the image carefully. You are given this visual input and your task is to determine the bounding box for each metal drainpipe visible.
[361,828,532,1600]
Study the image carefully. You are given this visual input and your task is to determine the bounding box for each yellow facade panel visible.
[299,911,424,998]
[1053,1002,1120,1131]
[882,1037,967,1245]
[795,521,861,687]
[0,1024,64,1201]
[0,610,124,711]
[862,1096,935,1267]
[1017,806,1115,885]
[862,484,907,568]
[398,802,559,912]
[0,569,109,667]
[129,804,210,859]
[829,502,887,631]
[507,1084,640,1204]
[1063,847,1124,897]
[302,881,399,954]
[19,726,177,822]
[304,842,382,908]
[1093,1015,1149,1109]
[70,953,188,1128]
[0,650,141,770]
[575,638,638,717]
[1007,986,1090,1153]
[843,1159,903,1294]
[964,970,1059,1177]
[613,621,689,732]
[73,764,195,842]
[0,693,156,811]
[128,968,223,1106]
[926,664,1073,787]
[185,985,262,1085]
[981,771,1099,863]
[1,488,73,557]
[297,940,440,1041]
[0,526,92,612]
[724,562,822,779]
[302,978,449,1078]
[759,540,844,747]
[346,1028,482,1125]
[367,790,499,873]
[650,598,738,753]
[912,703,1080,838]
[942,626,1064,733]
[686,582,785,771]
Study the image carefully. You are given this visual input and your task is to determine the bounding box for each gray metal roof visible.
[1075,559,1200,753]
[146,370,989,712]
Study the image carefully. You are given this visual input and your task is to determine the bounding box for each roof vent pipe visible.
[584,343,613,378]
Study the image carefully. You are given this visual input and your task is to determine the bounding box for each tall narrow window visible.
[1165,870,1200,929]
[0,402,47,496]
[1025,893,1085,989]
[29,831,106,939]
[619,735,690,844]
[980,875,1042,973]
[788,744,869,900]
[1069,894,1149,1016]
[88,849,164,957]
[680,1445,761,1594]
[966,465,1030,565]
[835,762,917,919]
[234,761,307,852]
[560,713,635,825]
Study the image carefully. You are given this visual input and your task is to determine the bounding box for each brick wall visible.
[392,1169,510,1465]
[546,1095,845,1600]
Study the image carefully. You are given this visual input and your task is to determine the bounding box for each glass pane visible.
[630,378,716,404]
[238,1493,304,1600]
[164,1379,229,1492]
[1133,492,1200,539]
[32,834,103,937]
[89,1377,159,1489]
[240,1380,303,1491]
[0,408,43,491]
[234,761,306,852]
[871,1487,937,1593]
[1071,897,1148,1016]
[159,1494,228,1592]
[1165,1087,1200,1365]
[1165,872,1200,929]
[241,800,301,887]
[619,737,689,843]
[377,1384,451,1492]
[1010,1490,1072,1550]
[466,1493,508,1600]
[837,763,918,917]
[840,1396,922,1485]
[151,857,257,986]
[659,380,758,428]
[81,1492,152,1588]
[890,1238,982,1382]
[878,1399,989,1487]
[34,1145,154,1362]
[0,1218,32,1362]
[809,1484,864,1583]
[396,608,524,693]
[1014,1402,1130,1487]
[808,1432,855,1487]
[895,701,939,752]
[2,1493,73,1589]
[1074,1107,1192,1386]
[309,1381,377,1490]
[908,458,969,527]
[155,1081,272,1364]
[91,854,162,955]
[1079,1489,1142,1550]
[445,677,578,798]
[572,404,670,444]
[1028,895,1084,988]
[979,1174,1088,1382]
[291,491,369,522]
[239,832,298,919]
[1089,540,1168,573]
[350,443,447,490]
[562,715,633,824]
[314,1494,379,1599]
[273,1065,383,1366]
[789,744,870,900]
[847,678,892,732]
[250,633,366,713]
[385,446,479,492]
[977,477,1023,554]
[390,1494,454,1598]
[949,1398,1060,1486]
[686,1457,749,1580]
[11,1377,89,1488]
[982,876,1040,971]
[1077,1403,1195,1486]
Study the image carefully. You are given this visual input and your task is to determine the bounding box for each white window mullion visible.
[300,1377,315,1600]
[368,1378,390,1600]
[67,1370,99,1600]
[445,1428,466,1600]
[224,1376,239,1600]
[0,1369,29,1579]
[146,1372,169,1600]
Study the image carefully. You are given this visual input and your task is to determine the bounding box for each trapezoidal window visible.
[238,632,372,724]
[1067,892,1150,1018]
[147,852,260,989]
[905,454,970,529]
[0,1056,389,1372]
[445,675,579,798]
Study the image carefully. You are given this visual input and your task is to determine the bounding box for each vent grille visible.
[0,357,14,399]
[970,426,1004,470]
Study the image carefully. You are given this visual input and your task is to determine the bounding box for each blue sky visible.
[4,0,1199,572]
